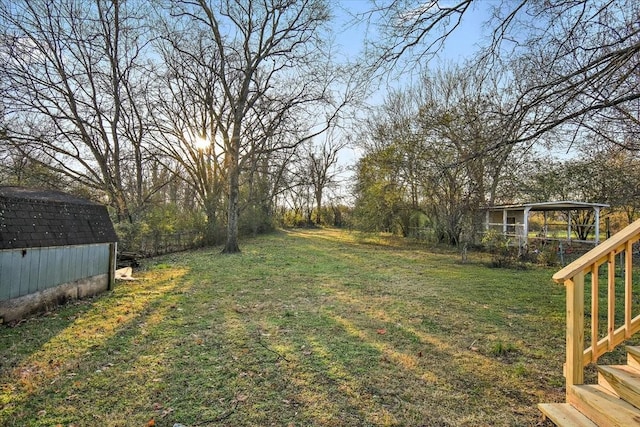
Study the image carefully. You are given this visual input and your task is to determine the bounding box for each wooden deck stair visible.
[539,346,640,426]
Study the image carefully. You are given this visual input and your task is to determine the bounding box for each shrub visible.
[537,246,559,266]
[481,229,519,268]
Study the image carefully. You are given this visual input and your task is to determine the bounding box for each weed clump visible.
[490,340,518,357]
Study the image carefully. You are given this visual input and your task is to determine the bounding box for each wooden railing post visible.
[625,241,633,337]
[566,271,585,395]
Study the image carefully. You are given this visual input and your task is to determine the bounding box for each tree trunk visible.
[112,187,131,223]
[204,196,218,246]
[315,189,322,225]
[222,151,241,254]
[332,204,342,226]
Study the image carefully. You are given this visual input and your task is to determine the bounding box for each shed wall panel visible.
[54,247,64,285]
[37,249,49,292]
[62,247,72,285]
[488,211,505,226]
[43,248,59,292]
[0,252,14,300]
[19,251,31,297]
[52,248,63,287]
[90,246,101,275]
[8,251,22,299]
[28,250,39,294]
[80,246,89,278]
[76,246,84,280]
[60,246,74,283]
[93,245,109,275]
[86,246,98,276]
[0,244,112,302]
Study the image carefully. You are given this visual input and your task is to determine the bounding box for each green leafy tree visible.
[352,146,412,234]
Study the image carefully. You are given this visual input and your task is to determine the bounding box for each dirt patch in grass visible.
[1,228,567,426]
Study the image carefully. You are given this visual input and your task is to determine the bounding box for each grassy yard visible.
[0,228,570,426]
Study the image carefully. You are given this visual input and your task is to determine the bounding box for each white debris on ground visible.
[115,267,137,281]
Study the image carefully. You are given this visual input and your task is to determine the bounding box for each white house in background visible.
[484,201,610,247]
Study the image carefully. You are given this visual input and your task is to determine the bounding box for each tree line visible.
[0,0,355,253]
[352,0,640,245]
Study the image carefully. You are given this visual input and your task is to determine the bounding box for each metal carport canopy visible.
[488,201,610,212]
[486,201,610,244]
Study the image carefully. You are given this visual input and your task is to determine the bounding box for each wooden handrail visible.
[551,218,640,396]
[553,218,640,283]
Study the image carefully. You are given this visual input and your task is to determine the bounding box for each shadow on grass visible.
[0,267,190,425]
[1,229,566,426]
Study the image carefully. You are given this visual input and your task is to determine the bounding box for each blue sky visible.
[329,0,497,114]
[327,1,498,196]
[333,0,494,76]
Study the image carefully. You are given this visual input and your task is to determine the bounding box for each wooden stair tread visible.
[538,403,597,426]
[598,364,640,408]
[569,384,640,426]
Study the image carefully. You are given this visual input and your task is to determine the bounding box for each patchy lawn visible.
[1,228,568,426]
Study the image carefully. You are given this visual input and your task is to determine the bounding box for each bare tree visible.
[148,23,227,243]
[301,134,347,224]
[362,0,474,74]
[0,0,159,221]
[363,0,640,152]
[161,0,349,253]
[0,143,67,188]
[505,1,640,149]
[417,66,521,205]
[353,64,523,243]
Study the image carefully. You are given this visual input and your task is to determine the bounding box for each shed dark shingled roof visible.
[0,186,118,250]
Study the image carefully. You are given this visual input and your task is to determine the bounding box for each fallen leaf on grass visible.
[234,393,249,402]
[376,329,387,335]
[146,418,155,427]
[161,408,174,418]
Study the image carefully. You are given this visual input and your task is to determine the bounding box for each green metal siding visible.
[0,244,111,302]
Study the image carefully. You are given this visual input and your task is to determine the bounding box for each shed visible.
[485,201,610,246]
[0,186,118,323]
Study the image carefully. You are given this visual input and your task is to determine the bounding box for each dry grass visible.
[0,228,568,426]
